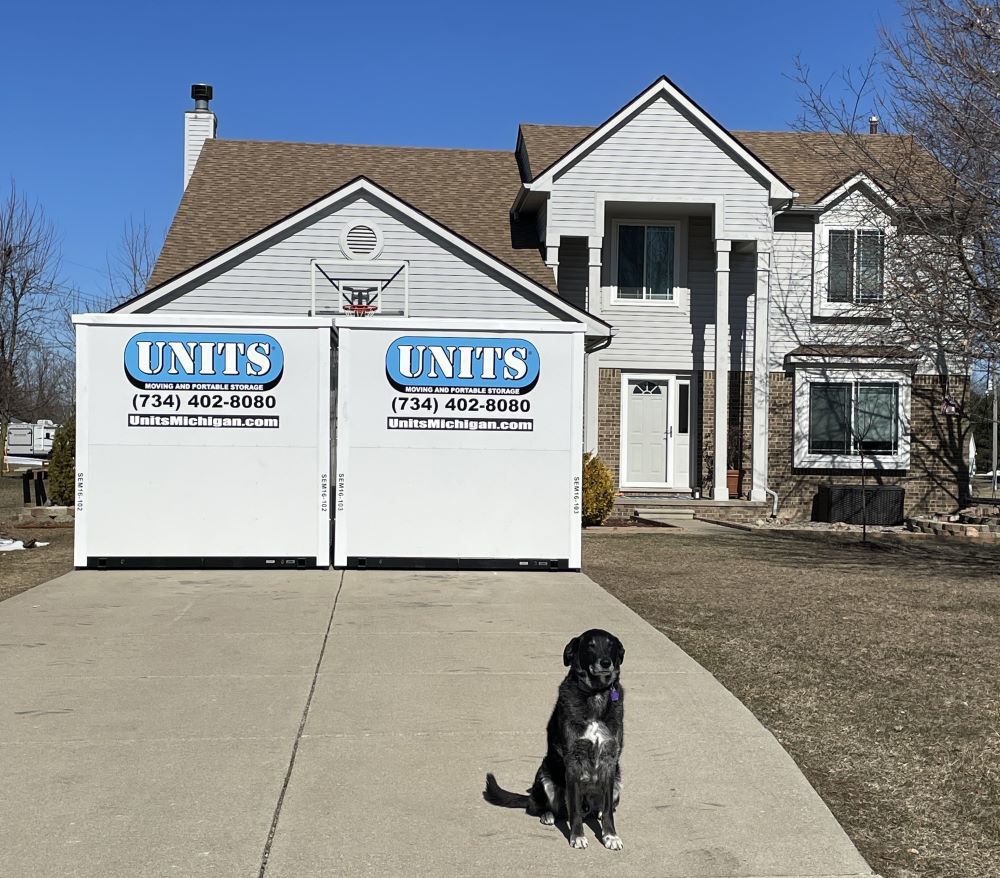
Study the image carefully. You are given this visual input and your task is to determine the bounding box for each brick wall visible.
[767,372,971,519]
[597,368,622,485]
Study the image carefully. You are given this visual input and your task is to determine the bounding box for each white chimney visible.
[184,84,217,189]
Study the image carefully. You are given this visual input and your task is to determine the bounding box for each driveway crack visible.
[257,571,343,877]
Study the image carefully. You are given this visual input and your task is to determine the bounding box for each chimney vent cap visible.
[191,83,213,102]
[868,115,879,134]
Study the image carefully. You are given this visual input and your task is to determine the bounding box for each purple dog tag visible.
[610,687,620,702]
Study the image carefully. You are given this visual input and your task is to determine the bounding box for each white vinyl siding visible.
[547,97,770,239]
[768,219,816,370]
[150,196,567,321]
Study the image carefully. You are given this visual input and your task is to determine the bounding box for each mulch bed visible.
[583,528,1000,878]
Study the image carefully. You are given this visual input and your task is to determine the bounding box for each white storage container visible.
[332,317,584,570]
[73,314,332,568]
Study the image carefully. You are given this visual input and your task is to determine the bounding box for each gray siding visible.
[547,97,771,240]
[769,224,815,370]
[151,194,567,321]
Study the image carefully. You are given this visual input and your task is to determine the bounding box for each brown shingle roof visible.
[518,124,596,181]
[733,131,943,205]
[148,139,550,291]
[151,124,949,293]
[786,344,917,360]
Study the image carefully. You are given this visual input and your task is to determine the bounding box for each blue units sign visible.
[123,332,284,390]
[385,336,539,395]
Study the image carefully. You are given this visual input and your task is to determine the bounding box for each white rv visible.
[5,420,59,458]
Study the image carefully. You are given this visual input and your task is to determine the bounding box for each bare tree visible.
[52,216,160,359]
[793,0,1000,366]
[0,181,64,445]
[106,216,157,306]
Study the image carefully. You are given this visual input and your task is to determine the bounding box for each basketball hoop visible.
[311,260,408,317]
[341,303,379,318]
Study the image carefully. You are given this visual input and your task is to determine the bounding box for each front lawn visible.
[0,473,74,601]
[584,528,1000,878]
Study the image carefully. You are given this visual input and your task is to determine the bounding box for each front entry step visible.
[636,507,694,521]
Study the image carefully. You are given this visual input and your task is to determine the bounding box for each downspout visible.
[764,486,779,519]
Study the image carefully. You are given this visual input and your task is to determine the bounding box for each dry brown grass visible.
[583,528,1000,878]
[0,472,74,601]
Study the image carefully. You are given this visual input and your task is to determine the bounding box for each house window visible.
[616,224,675,301]
[632,381,662,395]
[828,229,885,303]
[808,381,899,455]
[678,382,690,435]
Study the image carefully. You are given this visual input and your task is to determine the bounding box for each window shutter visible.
[828,230,854,302]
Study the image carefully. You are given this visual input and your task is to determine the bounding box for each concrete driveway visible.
[1,569,875,878]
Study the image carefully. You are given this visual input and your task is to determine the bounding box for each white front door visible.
[622,374,693,489]
[625,378,669,484]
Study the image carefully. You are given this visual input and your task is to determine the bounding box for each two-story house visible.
[117,78,969,520]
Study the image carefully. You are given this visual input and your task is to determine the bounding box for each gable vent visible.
[341,222,383,260]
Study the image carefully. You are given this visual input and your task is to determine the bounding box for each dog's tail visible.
[483,773,530,809]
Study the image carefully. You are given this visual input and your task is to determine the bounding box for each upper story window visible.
[616,222,675,301]
[828,229,884,304]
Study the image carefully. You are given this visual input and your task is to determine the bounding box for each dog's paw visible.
[539,811,555,826]
[570,834,588,849]
[602,834,624,851]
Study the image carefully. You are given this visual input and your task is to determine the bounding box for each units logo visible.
[385,336,540,395]
[123,332,284,390]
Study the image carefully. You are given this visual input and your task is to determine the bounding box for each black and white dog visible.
[484,629,625,851]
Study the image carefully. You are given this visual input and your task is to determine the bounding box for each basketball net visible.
[342,303,379,317]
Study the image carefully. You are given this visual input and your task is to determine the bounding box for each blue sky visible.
[2,0,901,302]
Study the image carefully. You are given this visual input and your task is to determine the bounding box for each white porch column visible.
[713,239,732,501]
[545,240,560,286]
[587,236,603,312]
[584,353,599,453]
[750,247,771,502]
[584,237,603,454]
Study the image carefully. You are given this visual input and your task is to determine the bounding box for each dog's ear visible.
[563,636,580,667]
[613,637,625,667]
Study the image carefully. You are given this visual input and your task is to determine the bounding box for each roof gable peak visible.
[526,76,795,200]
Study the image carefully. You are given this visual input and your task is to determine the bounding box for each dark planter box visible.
[812,484,905,526]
